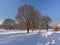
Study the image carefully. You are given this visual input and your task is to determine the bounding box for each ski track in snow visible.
[0,29,60,45]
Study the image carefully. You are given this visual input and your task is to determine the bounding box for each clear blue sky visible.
[0,0,60,24]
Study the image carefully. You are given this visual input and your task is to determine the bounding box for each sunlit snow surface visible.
[0,29,60,45]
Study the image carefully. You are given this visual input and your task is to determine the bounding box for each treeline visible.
[0,4,54,33]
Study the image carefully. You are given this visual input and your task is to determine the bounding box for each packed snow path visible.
[0,29,60,45]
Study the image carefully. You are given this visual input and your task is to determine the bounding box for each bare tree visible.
[54,25,59,31]
[42,15,51,31]
[16,5,41,33]
[2,19,16,29]
[30,10,42,31]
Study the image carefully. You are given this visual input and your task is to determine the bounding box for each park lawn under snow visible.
[0,29,60,45]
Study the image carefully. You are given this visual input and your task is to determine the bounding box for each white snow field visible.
[0,29,60,45]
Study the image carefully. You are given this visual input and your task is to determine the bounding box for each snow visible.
[0,29,38,35]
[0,29,60,45]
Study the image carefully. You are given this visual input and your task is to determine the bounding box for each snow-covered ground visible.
[0,29,60,45]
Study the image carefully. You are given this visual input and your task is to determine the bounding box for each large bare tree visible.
[16,5,41,33]
[42,15,51,31]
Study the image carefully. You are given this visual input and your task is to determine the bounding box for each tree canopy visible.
[16,5,42,33]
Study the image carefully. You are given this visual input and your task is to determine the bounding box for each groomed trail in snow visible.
[0,29,60,45]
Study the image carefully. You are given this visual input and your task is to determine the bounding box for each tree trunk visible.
[32,29,33,31]
[46,24,48,31]
[27,28,29,33]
